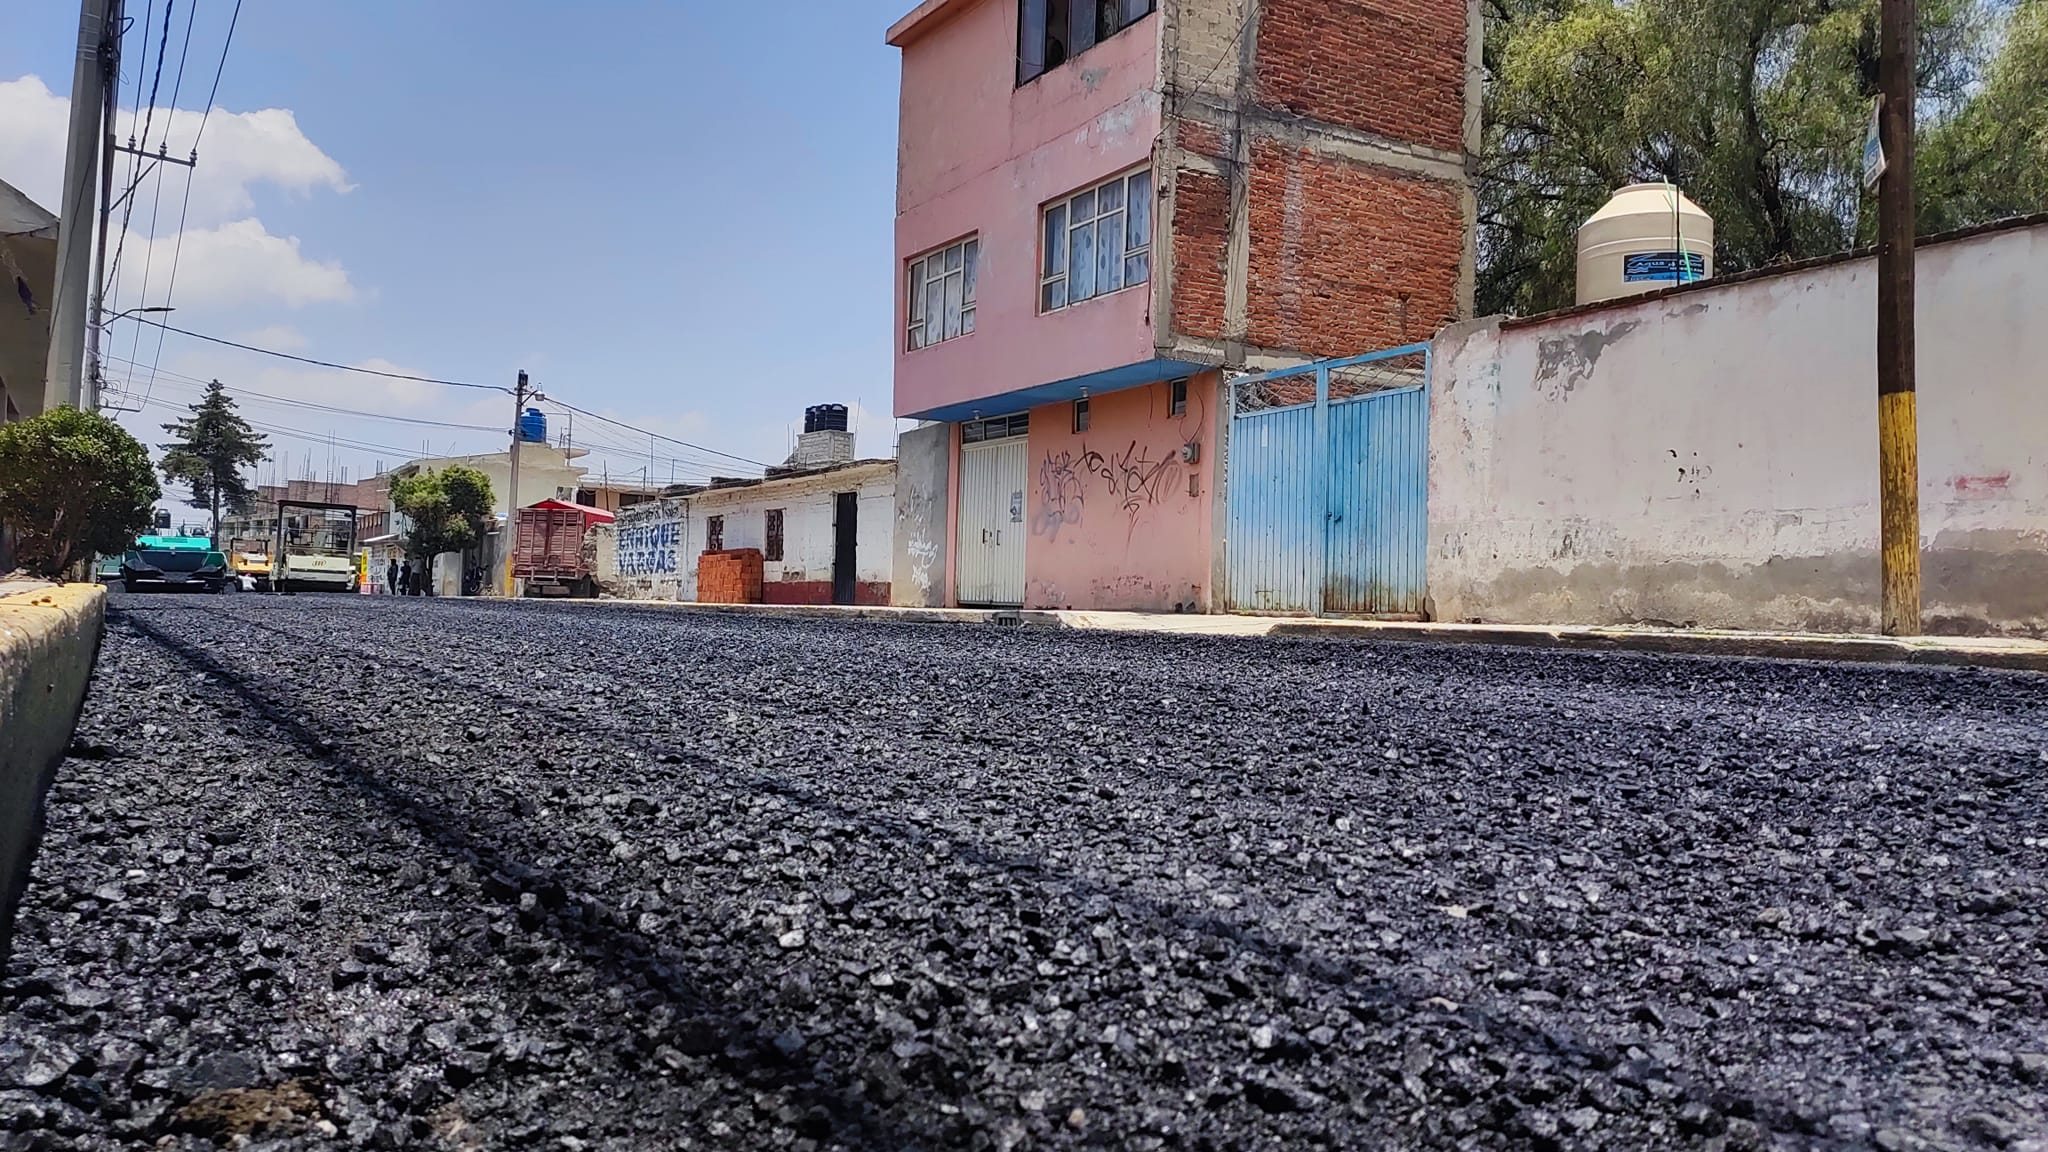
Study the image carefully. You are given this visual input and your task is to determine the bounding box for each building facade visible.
[590,462,897,606]
[887,0,1478,609]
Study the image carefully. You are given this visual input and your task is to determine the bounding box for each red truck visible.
[513,500,613,597]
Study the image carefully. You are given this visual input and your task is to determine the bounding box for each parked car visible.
[121,544,231,593]
[94,555,122,584]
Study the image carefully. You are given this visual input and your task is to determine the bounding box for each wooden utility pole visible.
[1876,0,1921,635]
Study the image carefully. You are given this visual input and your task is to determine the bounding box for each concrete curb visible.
[0,583,106,973]
[534,597,2048,672]
[1261,619,2048,672]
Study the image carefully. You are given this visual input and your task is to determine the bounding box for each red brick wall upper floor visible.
[1254,0,1469,155]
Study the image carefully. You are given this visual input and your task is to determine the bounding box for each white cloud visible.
[0,75,353,318]
[0,76,349,227]
[232,324,309,352]
[113,218,353,309]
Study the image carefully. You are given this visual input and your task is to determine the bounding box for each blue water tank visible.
[518,408,547,444]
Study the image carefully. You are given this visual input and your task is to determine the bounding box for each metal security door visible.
[958,433,1027,605]
[1324,386,1427,615]
[1223,346,1430,617]
[1224,404,1320,613]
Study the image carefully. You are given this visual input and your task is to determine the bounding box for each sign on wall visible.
[616,517,681,576]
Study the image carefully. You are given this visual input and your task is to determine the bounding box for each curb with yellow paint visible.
[0,582,107,972]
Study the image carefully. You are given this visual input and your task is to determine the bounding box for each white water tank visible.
[1576,183,1714,305]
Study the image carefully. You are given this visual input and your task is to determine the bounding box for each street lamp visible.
[102,305,174,324]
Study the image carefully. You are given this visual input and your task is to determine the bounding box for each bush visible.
[0,408,161,579]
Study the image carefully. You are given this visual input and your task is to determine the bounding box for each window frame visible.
[1072,397,1091,433]
[1169,378,1188,417]
[706,515,724,553]
[961,412,1030,443]
[764,508,785,562]
[1040,166,1153,315]
[1018,0,1157,87]
[906,236,979,353]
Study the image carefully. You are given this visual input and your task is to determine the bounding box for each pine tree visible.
[159,379,269,540]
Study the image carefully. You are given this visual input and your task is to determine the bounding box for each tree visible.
[1922,0,2048,230]
[159,379,269,539]
[0,407,160,578]
[390,464,494,592]
[1477,0,2022,316]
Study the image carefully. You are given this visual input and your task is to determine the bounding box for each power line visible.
[134,394,462,461]
[133,318,513,392]
[131,319,763,474]
[1170,1,1256,119]
[131,0,202,409]
[105,357,503,431]
[104,0,160,307]
[537,397,769,471]
[191,0,241,153]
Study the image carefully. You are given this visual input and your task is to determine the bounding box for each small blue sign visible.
[1624,252,1707,283]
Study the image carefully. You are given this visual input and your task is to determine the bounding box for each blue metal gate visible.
[1224,345,1430,617]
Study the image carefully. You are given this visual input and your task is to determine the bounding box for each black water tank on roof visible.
[804,404,849,433]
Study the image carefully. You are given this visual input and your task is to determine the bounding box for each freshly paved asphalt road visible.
[4,593,2046,1151]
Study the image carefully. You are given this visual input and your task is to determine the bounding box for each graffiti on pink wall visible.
[1032,441,1186,541]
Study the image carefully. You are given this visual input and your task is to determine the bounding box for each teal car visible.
[94,555,123,584]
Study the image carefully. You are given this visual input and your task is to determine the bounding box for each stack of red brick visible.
[696,549,764,604]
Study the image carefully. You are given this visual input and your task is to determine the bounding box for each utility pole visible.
[504,370,529,597]
[85,0,122,412]
[1876,0,1920,635]
[44,0,115,412]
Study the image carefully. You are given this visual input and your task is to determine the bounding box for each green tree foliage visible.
[1923,0,2048,228]
[390,464,495,586]
[1479,0,2040,316]
[159,379,269,539]
[0,407,161,578]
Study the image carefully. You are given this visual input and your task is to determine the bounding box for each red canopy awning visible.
[527,498,616,523]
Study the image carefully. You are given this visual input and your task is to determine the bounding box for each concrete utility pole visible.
[85,0,122,412]
[1876,0,1921,635]
[44,0,116,412]
[504,370,529,597]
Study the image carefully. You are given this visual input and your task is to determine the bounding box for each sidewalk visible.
[543,598,2048,672]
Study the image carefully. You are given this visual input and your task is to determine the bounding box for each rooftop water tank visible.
[804,404,849,433]
[518,407,547,444]
[1577,183,1714,305]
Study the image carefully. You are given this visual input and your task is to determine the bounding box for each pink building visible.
[887,0,1477,611]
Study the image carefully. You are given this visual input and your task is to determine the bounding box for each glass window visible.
[1073,398,1090,433]
[1020,0,1153,84]
[1040,168,1153,314]
[906,237,978,351]
[964,413,1030,443]
[1070,217,1095,301]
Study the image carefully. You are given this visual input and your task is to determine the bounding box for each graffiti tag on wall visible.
[1033,440,1189,539]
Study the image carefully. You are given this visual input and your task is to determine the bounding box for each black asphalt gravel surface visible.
[5,593,2047,1151]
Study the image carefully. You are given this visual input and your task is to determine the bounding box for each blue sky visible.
[1,0,910,492]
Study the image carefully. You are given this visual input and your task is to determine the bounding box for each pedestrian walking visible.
[399,560,412,597]
[386,558,400,596]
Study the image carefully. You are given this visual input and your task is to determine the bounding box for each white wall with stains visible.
[892,424,951,608]
[1429,220,2048,635]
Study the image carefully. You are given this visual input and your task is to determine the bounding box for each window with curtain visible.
[1040,167,1153,313]
[905,237,978,352]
